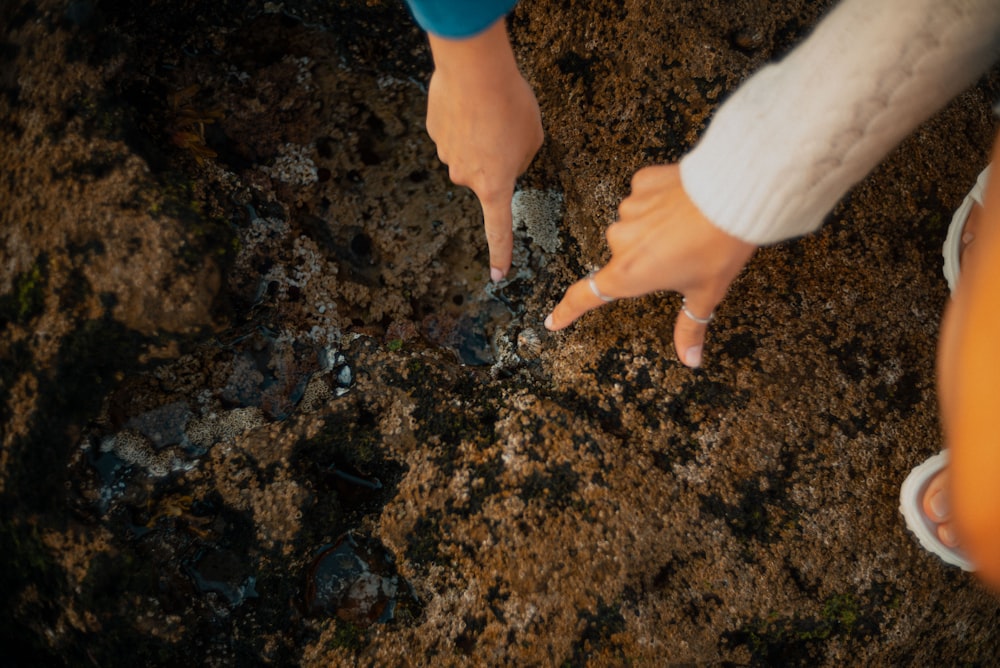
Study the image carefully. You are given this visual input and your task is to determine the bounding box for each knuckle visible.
[605,222,624,246]
[477,183,510,205]
[484,227,512,246]
[609,255,636,280]
[448,167,469,187]
[629,168,652,191]
[616,198,636,220]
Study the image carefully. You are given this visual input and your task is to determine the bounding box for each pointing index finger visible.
[544,267,618,331]
[479,188,515,281]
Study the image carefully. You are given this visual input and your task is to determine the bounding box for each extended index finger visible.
[544,267,618,331]
[479,188,515,281]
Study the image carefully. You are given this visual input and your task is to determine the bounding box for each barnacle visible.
[166,84,224,164]
[516,327,542,359]
[101,429,180,477]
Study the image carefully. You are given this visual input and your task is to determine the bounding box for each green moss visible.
[387,339,403,352]
[723,592,874,663]
[0,260,47,325]
[328,620,365,652]
[822,593,859,629]
[17,264,44,318]
[925,211,943,231]
[147,173,237,270]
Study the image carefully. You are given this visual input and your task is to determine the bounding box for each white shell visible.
[516,328,542,359]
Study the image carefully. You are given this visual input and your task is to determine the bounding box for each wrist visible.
[427,18,520,86]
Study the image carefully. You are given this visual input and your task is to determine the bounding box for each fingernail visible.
[939,522,958,548]
[929,488,949,519]
[490,267,504,282]
[544,314,554,330]
[684,345,703,368]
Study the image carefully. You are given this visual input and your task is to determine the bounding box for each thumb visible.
[673,295,717,368]
[480,190,515,281]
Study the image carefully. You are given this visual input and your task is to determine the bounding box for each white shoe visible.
[906,166,995,571]
[899,450,974,571]
[942,165,991,294]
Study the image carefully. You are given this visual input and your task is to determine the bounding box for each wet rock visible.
[220,327,323,419]
[124,401,193,449]
[185,548,259,608]
[304,533,412,626]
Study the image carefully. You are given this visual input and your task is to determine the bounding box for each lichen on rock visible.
[512,188,564,254]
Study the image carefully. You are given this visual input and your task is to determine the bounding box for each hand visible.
[544,164,757,368]
[426,20,543,281]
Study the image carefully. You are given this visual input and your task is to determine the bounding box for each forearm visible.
[680,0,1000,245]
[403,0,517,39]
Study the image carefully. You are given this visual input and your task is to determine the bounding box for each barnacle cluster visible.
[233,208,343,348]
[187,406,266,449]
[100,429,190,478]
[299,348,353,413]
[512,189,564,254]
[261,142,318,186]
[490,326,543,377]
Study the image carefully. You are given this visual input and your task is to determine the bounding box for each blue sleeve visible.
[403,0,518,38]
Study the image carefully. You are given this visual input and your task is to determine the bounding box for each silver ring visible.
[588,271,615,303]
[681,297,714,325]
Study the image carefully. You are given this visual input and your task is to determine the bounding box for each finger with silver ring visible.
[681,297,714,325]
[588,271,616,303]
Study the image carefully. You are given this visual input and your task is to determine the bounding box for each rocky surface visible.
[2,0,1000,665]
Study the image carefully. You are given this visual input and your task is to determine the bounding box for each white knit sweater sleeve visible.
[679,0,1000,246]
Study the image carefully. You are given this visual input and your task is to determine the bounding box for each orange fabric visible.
[939,136,1000,590]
